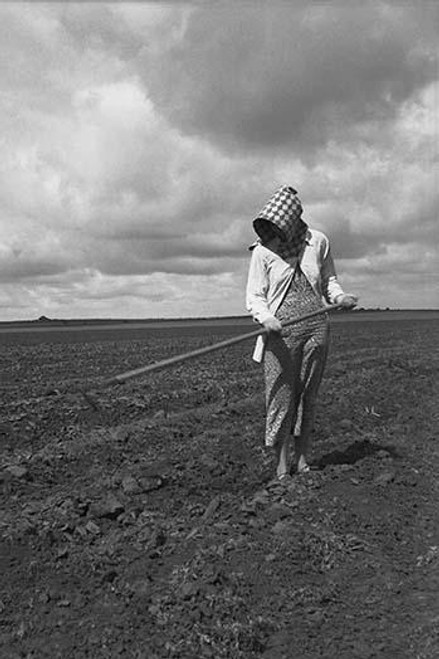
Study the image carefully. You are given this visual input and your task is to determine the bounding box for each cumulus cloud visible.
[0,1,437,320]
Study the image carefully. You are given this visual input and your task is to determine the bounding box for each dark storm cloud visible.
[142,3,438,153]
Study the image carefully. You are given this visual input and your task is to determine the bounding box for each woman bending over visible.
[246,185,357,482]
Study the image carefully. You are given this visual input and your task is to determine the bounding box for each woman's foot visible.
[293,435,310,474]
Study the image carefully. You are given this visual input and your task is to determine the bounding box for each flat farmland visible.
[1,314,439,658]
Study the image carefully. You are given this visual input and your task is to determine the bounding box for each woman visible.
[246,185,357,482]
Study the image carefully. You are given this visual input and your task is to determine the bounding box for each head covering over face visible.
[252,185,308,260]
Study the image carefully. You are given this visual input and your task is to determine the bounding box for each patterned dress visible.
[263,265,329,447]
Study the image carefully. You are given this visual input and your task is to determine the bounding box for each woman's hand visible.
[337,294,358,309]
[262,317,283,333]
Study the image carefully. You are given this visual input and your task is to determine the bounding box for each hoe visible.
[72,304,343,410]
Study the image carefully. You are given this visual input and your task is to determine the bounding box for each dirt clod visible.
[121,475,141,494]
[91,493,125,519]
[5,465,29,480]
[373,470,396,486]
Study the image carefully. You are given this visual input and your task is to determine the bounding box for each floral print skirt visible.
[263,267,329,447]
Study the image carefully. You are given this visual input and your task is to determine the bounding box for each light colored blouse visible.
[246,228,345,362]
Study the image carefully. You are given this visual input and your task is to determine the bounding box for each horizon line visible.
[1,307,439,326]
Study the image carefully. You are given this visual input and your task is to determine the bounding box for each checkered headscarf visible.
[252,185,308,260]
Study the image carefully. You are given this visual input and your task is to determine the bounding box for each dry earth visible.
[1,317,439,658]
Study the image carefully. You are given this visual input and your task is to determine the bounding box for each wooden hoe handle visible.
[79,304,342,399]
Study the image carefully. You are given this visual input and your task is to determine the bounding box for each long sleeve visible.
[319,237,345,304]
[246,248,277,324]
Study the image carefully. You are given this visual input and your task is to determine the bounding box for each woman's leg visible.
[274,436,291,479]
[264,334,301,478]
[293,336,329,472]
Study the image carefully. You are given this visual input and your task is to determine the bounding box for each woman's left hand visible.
[337,294,358,309]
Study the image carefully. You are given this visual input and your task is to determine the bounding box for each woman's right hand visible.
[262,317,283,333]
[336,294,358,309]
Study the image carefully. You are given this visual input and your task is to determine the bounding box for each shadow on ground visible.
[316,438,401,469]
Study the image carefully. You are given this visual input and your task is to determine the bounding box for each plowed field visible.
[1,316,439,658]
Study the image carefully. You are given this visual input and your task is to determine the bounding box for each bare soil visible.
[1,317,439,658]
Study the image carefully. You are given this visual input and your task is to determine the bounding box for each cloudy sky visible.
[0,1,438,320]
